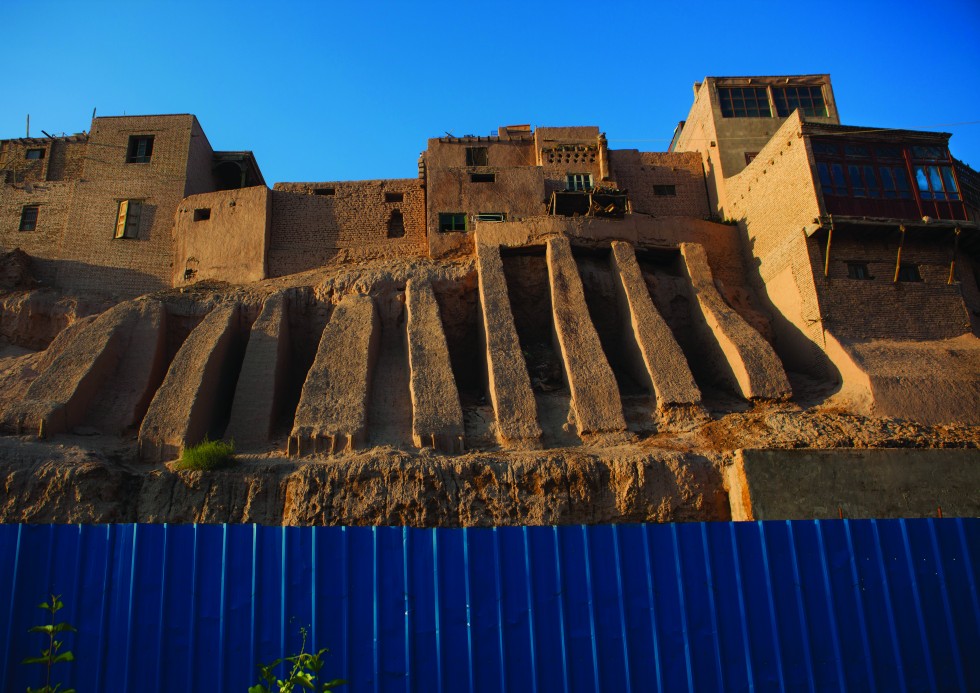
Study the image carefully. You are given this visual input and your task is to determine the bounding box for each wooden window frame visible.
[774,85,827,117]
[19,205,39,231]
[114,200,143,239]
[438,212,467,233]
[126,135,154,164]
[566,173,593,192]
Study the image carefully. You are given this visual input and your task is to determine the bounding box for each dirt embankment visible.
[1,406,975,527]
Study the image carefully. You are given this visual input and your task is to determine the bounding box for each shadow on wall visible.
[53,259,168,299]
[744,233,842,386]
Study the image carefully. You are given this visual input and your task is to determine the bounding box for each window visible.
[653,185,676,196]
[879,166,912,199]
[193,208,211,221]
[566,173,593,191]
[438,212,467,232]
[470,173,495,183]
[314,188,335,196]
[897,264,922,282]
[114,200,142,239]
[847,262,872,280]
[774,86,827,117]
[465,147,489,166]
[719,87,771,118]
[19,205,38,231]
[25,148,45,160]
[914,165,960,201]
[846,164,881,198]
[475,212,506,222]
[126,135,154,163]
[384,192,403,203]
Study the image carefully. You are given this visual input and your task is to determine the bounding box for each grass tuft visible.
[175,438,235,470]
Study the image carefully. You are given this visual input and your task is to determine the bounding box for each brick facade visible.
[269,179,426,277]
[608,150,709,218]
[0,115,259,298]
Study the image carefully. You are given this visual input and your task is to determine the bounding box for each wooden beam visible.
[893,224,906,283]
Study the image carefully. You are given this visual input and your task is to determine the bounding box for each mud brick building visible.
[1,73,979,480]
[0,114,262,296]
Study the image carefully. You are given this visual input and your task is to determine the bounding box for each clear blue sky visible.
[2,0,978,185]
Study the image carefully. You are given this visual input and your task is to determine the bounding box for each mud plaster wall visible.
[173,186,271,286]
[269,179,426,276]
[816,231,974,340]
[426,167,547,232]
[608,150,710,218]
[56,116,205,298]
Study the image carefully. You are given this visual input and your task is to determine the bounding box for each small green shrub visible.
[23,594,76,693]
[249,626,346,693]
[175,438,235,470]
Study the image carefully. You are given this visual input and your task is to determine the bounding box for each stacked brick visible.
[269,179,426,276]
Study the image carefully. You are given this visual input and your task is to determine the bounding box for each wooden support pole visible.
[823,216,834,278]
[949,227,961,284]
[893,224,906,283]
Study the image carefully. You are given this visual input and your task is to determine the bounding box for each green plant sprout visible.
[175,437,236,470]
[249,626,346,693]
[22,594,76,693]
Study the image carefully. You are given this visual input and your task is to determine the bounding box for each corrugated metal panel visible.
[0,519,977,692]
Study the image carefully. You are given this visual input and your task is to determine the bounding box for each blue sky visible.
[2,0,978,184]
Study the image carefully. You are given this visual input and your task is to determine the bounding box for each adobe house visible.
[0,115,262,297]
[672,76,980,422]
[1,75,978,465]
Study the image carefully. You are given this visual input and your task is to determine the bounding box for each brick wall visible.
[269,179,426,277]
[671,82,722,211]
[45,138,88,181]
[184,118,217,197]
[55,115,199,297]
[723,113,831,374]
[534,126,604,197]
[0,138,55,183]
[0,181,76,285]
[815,231,974,340]
[608,150,709,217]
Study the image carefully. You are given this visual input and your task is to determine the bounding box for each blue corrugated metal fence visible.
[1,519,977,691]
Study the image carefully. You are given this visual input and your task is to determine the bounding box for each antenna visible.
[26,114,29,138]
